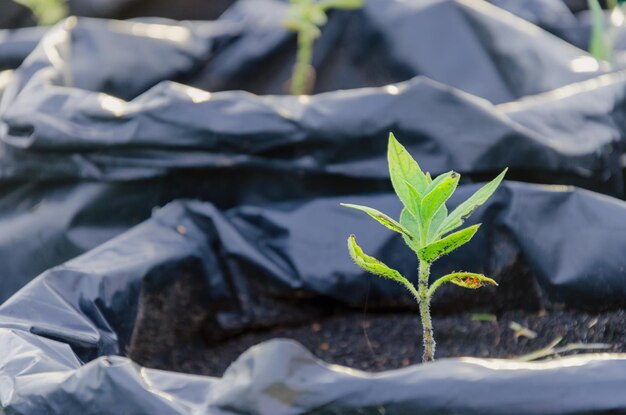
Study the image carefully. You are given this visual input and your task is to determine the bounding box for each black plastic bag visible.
[0,0,235,29]
[0,1,35,29]
[0,69,625,301]
[0,3,625,300]
[2,182,626,414]
[0,26,47,70]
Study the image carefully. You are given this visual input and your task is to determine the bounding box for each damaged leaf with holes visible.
[341,132,507,362]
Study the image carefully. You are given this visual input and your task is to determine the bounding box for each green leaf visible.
[588,0,612,62]
[420,171,459,221]
[428,272,498,297]
[446,272,498,289]
[341,203,415,240]
[309,5,328,25]
[347,234,407,283]
[388,133,429,210]
[318,0,364,10]
[402,179,422,217]
[15,0,68,26]
[427,205,447,242]
[439,169,507,235]
[284,17,305,31]
[423,171,453,195]
[400,208,421,252]
[418,225,480,263]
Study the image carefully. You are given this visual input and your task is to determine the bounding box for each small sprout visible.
[342,132,507,362]
[284,0,364,95]
[509,321,538,340]
[470,313,497,322]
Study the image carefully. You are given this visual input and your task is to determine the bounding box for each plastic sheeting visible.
[0,69,625,300]
[0,26,46,71]
[3,0,623,72]
[0,1,34,29]
[2,183,626,413]
[492,0,626,53]
[0,0,235,29]
[1,0,613,98]
[66,0,236,21]
[0,0,620,94]
[0,0,624,301]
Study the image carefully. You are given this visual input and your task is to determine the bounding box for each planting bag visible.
[1,1,626,300]
[3,182,626,414]
[66,0,236,21]
[0,0,613,99]
[0,26,46,71]
[1,0,616,72]
[491,0,626,54]
[0,72,625,302]
[0,0,235,29]
[0,1,34,29]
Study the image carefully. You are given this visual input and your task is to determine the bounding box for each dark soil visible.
[126,270,626,377]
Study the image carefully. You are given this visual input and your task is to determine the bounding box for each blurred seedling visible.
[14,0,68,26]
[470,313,497,322]
[342,132,507,362]
[284,0,363,95]
[588,0,626,62]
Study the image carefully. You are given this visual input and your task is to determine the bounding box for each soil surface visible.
[127,282,626,377]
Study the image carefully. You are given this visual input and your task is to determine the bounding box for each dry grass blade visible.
[515,336,612,362]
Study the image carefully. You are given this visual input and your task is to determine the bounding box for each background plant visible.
[284,0,363,95]
[342,133,506,362]
[14,0,68,26]
[588,0,626,62]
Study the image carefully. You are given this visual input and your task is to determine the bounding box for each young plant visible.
[284,0,363,95]
[589,0,613,61]
[341,133,507,362]
[14,0,68,26]
[588,0,626,62]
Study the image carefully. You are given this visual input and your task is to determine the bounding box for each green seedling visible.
[14,0,68,26]
[471,313,497,322]
[342,133,507,362]
[589,0,613,61]
[588,0,626,62]
[284,0,363,95]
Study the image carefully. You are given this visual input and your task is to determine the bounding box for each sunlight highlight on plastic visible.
[171,83,212,103]
[108,21,191,43]
[98,94,127,117]
[569,56,601,73]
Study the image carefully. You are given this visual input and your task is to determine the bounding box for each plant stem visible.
[418,260,435,362]
[290,30,314,95]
